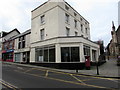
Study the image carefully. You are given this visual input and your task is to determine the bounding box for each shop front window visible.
[61,47,80,62]
[35,46,55,62]
[83,45,90,57]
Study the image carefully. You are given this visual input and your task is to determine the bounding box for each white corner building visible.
[30,0,100,69]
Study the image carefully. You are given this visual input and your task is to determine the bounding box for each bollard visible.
[96,62,99,75]
[76,69,78,73]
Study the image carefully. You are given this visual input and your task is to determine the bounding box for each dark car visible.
[117,56,120,66]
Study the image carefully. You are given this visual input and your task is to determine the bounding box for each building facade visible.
[14,29,31,63]
[2,29,20,62]
[107,22,120,57]
[0,31,8,60]
[30,0,100,69]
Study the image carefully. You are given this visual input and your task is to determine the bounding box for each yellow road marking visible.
[45,70,49,77]
[24,68,38,73]
[82,79,98,81]
[13,67,115,89]
[70,74,86,85]
[6,62,118,81]
[72,74,119,81]
[0,80,19,90]
[23,71,111,89]
[27,67,119,81]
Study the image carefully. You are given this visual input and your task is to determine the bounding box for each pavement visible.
[60,58,120,78]
[1,58,120,78]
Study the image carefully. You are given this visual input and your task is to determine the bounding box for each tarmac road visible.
[2,62,120,89]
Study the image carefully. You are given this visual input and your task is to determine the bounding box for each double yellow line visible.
[0,80,20,90]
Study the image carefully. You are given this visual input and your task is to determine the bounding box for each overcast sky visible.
[0,0,119,46]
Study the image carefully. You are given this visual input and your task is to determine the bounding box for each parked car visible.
[117,56,120,66]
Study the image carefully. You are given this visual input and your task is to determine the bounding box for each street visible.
[1,62,120,89]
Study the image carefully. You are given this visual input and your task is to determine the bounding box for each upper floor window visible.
[18,36,26,49]
[81,24,83,32]
[75,32,78,36]
[74,20,77,28]
[65,5,69,10]
[40,29,45,40]
[74,12,77,16]
[65,13,69,24]
[80,18,83,21]
[85,28,88,34]
[9,41,13,49]
[66,27,70,36]
[41,15,45,24]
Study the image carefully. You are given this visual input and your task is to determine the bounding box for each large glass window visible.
[36,46,55,62]
[71,47,79,62]
[83,45,90,57]
[49,48,55,62]
[61,47,70,62]
[61,47,80,62]
[44,47,48,62]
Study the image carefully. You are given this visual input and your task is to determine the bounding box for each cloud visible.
[0,0,118,46]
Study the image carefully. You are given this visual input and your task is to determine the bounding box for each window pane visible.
[61,47,70,62]
[44,49,48,62]
[84,45,90,57]
[71,47,79,62]
[49,48,55,62]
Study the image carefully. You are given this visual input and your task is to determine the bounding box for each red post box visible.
[85,56,91,70]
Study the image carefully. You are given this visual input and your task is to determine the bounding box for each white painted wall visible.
[30,0,99,63]
[58,2,90,39]
[31,1,90,44]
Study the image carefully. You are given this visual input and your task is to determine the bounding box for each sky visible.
[0,0,119,46]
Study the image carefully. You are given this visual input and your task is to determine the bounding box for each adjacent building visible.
[0,31,8,60]
[14,29,31,63]
[30,0,100,69]
[106,22,120,57]
[2,29,20,62]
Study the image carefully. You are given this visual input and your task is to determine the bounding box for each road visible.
[1,62,120,89]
